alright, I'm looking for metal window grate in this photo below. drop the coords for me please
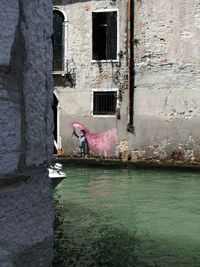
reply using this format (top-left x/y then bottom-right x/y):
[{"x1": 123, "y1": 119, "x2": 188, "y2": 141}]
[{"x1": 93, "y1": 91, "x2": 117, "y2": 115}]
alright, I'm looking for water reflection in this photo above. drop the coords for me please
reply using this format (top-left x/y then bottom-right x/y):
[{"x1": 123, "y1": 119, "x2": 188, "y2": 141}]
[{"x1": 53, "y1": 166, "x2": 200, "y2": 267}]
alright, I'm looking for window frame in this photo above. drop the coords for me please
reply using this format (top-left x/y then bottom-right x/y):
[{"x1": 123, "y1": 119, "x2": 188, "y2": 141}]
[
  {"x1": 91, "y1": 88, "x2": 119, "y2": 117},
  {"x1": 91, "y1": 9, "x2": 119, "y2": 63},
  {"x1": 52, "y1": 7, "x2": 68, "y2": 74}
]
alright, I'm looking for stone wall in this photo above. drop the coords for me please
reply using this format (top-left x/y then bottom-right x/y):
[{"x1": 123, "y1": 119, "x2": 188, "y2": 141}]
[
  {"x1": 54, "y1": 0, "x2": 200, "y2": 164},
  {"x1": 133, "y1": 0, "x2": 200, "y2": 162},
  {"x1": 0, "y1": 0, "x2": 53, "y2": 266},
  {"x1": 53, "y1": 0, "x2": 129, "y2": 156}
]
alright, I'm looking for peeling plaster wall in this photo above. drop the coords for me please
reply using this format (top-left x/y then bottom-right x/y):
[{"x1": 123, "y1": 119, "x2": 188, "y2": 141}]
[
  {"x1": 54, "y1": 0, "x2": 200, "y2": 163},
  {"x1": 133, "y1": 0, "x2": 200, "y2": 162},
  {"x1": 0, "y1": 0, "x2": 53, "y2": 266},
  {"x1": 53, "y1": 0, "x2": 128, "y2": 155}
]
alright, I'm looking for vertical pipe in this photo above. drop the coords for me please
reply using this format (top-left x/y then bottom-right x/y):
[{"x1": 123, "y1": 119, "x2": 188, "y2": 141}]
[
  {"x1": 57, "y1": 103, "x2": 61, "y2": 149},
  {"x1": 127, "y1": 0, "x2": 135, "y2": 133}
]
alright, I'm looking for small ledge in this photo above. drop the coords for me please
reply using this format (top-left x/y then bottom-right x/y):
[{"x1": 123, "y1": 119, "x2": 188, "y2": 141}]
[
  {"x1": 0, "y1": 175, "x2": 29, "y2": 188},
  {"x1": 91, "y1": 59, "x2": 119, "y2": 64},
  {"x1": 54, "y1": 156, "x2": 200, "y2": 172},
  {"x1": 52, "y1": 71, "x2": 68, "y2": 75}
]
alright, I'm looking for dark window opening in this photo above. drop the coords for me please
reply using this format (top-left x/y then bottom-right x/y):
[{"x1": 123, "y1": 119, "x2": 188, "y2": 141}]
[
  {"x1": 53, "y1": 94, "x2": 58, "y2": 154},
  {"x1": 93, "y1": 91, "x2": 117, "y2": 115},
  {"x1": 92, "y1": 11, "x2": 117, "y2": 60},
  {"x1": 53, "y1": 11, "x2": 64, "y2": 71}
]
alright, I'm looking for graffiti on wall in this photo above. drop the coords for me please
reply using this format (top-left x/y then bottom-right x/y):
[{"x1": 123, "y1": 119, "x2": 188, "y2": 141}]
[{"x1": 71, "y1": 122, "x2": 118, "y2": 157}]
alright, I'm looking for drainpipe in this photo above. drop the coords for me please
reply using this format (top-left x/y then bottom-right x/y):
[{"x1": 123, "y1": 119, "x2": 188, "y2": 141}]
[
  {"x1": 57, "y1": 102, "x2": 61, "y2": 150},
  {"x1": 127, "y1": 0, "x2": 135, "y2": 133}
]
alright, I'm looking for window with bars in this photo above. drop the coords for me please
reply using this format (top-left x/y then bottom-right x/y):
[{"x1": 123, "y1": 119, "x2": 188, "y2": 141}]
[
  {"x1": 53, "y1": 10, "x2": 64, "y2": 71},
  {"x1": 92, "y1": 11, "x2": 117, "y2": 60},
  {"x1": 93, "y1": 91, "x2": 117, "y2": 115}
]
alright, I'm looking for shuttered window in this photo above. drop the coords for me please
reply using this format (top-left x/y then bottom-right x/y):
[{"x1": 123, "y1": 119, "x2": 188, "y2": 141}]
[
  {"x1": 92, "y1": 11, "x2": 117, "y2": 60},
  {"x1": 53, "y1": 11, "x2": 64, "y2": 71}
]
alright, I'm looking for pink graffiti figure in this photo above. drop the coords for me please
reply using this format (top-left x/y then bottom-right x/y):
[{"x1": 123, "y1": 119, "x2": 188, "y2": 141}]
[{"x1": 71, "y1": 122, "x2": 118, "y2": 158}]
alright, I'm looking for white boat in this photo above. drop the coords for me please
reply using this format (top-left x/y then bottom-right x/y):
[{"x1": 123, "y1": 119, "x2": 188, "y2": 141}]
[{"x1": 48, "y1": 163, "x2": 66, "y2": 187}]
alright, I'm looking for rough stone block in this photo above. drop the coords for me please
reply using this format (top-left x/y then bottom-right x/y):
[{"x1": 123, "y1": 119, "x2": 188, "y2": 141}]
[
  {"x1": 0, "y1": 171, "x2": 53, "y2": 266},
  {"x1": 0, "y1": 0, "x2": 19, "y2": 65},
  {"x1": 0, "y1": 100, "x2": 21, "y2": 174}
]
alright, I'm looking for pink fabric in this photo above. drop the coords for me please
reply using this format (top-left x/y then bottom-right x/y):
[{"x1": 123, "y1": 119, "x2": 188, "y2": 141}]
[
  {"x1": 71, "y1": 122, "x2": 89, "y2": 133},
  {"x1": 71, "y1": 122, "x2": 118, "y2": 157}
]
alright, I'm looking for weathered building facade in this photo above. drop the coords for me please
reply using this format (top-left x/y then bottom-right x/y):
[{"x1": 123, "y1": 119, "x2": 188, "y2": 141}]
[
  {"x1": 0, "y1": 0, "x2": 53, "y2": 266},
  {"x1": 53, "y1": 0, "x2": 200, "y2": 163}
]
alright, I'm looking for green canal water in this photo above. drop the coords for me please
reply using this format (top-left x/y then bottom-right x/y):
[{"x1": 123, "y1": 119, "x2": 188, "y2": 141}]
[{"x1": 53, "y1": 165, "x2": 200, "y2": 267}]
